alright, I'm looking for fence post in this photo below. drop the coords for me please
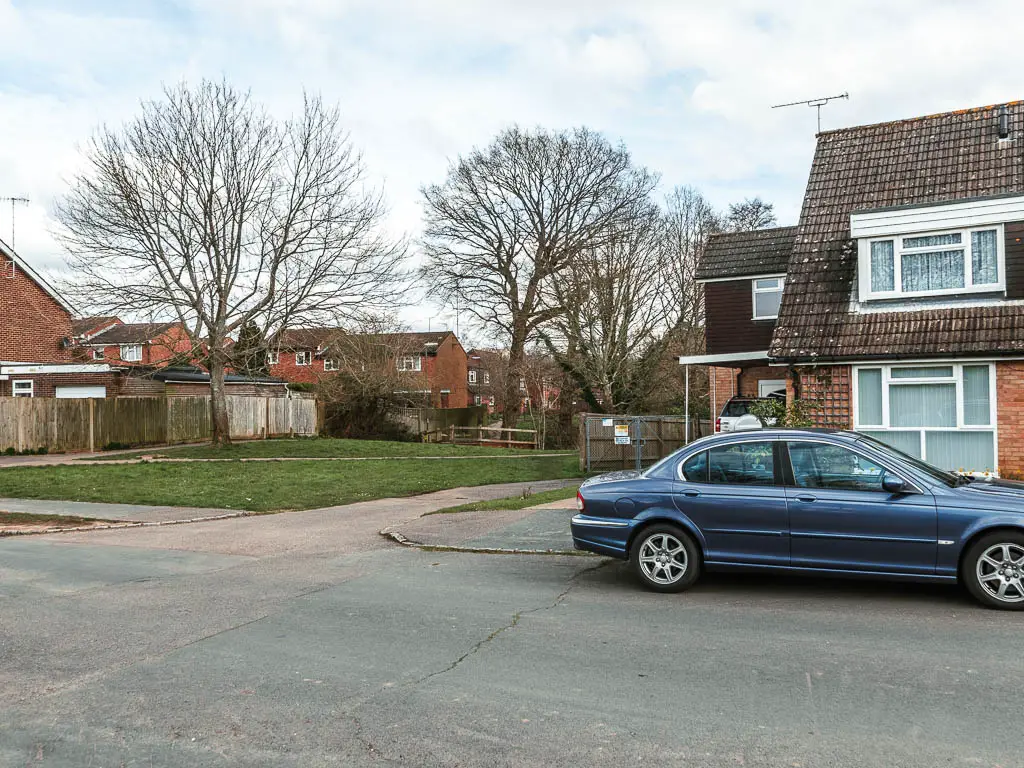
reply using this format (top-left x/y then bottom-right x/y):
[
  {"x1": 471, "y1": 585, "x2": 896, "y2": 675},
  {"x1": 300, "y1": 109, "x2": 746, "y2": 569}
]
[{"x1": 88, "y1": 398, "x2": 95, "y2": 453}]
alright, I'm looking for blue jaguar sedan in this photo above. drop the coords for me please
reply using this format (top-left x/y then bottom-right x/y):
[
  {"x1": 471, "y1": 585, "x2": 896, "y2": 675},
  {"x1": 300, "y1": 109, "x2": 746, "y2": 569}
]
[{"x1": 571, "y1": 429, "x2": 1024, "y2": 609}]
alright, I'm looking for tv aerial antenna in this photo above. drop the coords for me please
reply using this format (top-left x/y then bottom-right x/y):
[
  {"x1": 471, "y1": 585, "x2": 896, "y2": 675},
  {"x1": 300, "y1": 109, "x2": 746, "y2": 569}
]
[
  {"x1": 772, "y1": 92, "x2": 849, "y2": 133},
  {"x1": 0, "y1": 196, "x2": 29, "y2": 248}
]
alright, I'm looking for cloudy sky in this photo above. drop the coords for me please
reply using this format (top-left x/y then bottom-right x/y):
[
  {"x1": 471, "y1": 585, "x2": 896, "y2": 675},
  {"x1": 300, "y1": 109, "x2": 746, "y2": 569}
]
[{"x1": 2, "y1": 0, "x2": 1023, "y2": 333}]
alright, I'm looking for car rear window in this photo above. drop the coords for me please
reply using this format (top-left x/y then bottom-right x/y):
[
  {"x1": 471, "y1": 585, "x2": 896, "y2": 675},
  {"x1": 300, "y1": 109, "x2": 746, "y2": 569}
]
[{"x1": 721, "y1": 401, "x2": 750, "y2": 417}]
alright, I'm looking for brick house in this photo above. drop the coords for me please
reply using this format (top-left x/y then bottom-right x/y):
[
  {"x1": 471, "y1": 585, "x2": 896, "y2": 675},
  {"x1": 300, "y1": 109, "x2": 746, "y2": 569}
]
[
  {"x1": 77, "y1": 322, "x2": 195, "y2": 367},
  {"x1": 272, "y1": 329, "x2": 471, "y2": 408},
  {"x1": 0, "y1": 238, "x2": 115, "y2": 398},
  {"x1": 684, "y1": 101, "x2": 1024, "y2": 476},
  {"x1": 467, "y1": 348, "x2": 498, "y2": 409}
]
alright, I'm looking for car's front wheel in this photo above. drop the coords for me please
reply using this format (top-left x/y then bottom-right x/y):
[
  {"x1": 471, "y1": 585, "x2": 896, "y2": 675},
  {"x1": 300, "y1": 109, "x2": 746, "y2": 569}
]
[
  {"x1": 630, "y1": 524, "x2": 701, "y2": 593},
  {"x1": 963, "y1": 532, "x2": 1024, "y2": 610}
]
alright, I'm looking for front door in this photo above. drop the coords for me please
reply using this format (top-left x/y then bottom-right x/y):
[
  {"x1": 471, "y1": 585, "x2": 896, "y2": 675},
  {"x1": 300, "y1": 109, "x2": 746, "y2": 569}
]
[
  {"x1": 673, "y1": 439, "x2": 790, "y2": 566},
  {"x1": 784, "y1": 440, "x2": 937, "y2": 574}
]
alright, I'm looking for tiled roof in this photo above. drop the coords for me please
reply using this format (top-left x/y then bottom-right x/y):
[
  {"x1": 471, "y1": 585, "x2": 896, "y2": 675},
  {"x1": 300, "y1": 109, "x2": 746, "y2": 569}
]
[
  {"x1": 277, "y1": 328, "x2": 454, "y2": 354},
  {"x1": 771, "y1": 101, "x2": 1024, "y2": 360},
  {"x1": 89, "y1": 322, "x2": 177, "y2": 345},
  {"x1": 696, "y1": 226, "x2": 797, "y2": 281},
  {"x1": 72, "y1": 316, "x2": 120, "y2": 338}
]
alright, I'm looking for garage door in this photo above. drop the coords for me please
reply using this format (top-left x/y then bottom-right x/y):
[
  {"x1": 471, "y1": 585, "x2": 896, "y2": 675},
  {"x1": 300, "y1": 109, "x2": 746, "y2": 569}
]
[{"x1": 55, "y1": 386, "x2": 107, "y2": 399}]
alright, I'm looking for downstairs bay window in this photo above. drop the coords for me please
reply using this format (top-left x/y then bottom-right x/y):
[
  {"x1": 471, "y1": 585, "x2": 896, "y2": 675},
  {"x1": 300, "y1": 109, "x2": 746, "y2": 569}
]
[
  {"x1": 854, "y1": 363, "x2": 996, "y2": 473},
  {"x1": 859, "y1": 226, "x2": 1004, "y2": 300}
]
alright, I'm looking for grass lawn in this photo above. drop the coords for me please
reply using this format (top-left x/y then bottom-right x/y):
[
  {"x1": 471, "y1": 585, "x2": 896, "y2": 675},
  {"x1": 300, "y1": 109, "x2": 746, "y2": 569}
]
[
  {"x1": 85, "y1": 437, "x2": 571, "y2": 461},
  {"x1": 426, "y1": 484, "x2": 581, "y2": 515},
  {"x1": 0, "y1": 455, "x2": 583, "y2": 512}
]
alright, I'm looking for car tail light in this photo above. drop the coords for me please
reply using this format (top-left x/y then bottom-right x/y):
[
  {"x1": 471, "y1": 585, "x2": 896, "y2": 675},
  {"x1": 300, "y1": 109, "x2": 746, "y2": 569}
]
[
  {"x1": 715, "y1": 417, "x2": 721, "y2": 433},
  {"x1": 576, "y1": 492, "x2": 585, "y2": 512}
]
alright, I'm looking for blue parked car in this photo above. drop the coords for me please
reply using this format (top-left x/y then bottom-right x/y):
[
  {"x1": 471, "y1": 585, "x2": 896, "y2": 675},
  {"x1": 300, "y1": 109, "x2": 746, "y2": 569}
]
[{"x1": 571, "y1": 429, "x2": 1024, "y2": 609}]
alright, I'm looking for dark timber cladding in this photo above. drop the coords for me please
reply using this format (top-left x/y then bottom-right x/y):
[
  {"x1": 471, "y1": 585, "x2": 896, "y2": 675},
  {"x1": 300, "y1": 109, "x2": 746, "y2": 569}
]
[
  {"x1": 704, "y1": 280, "x2": 775, "y2": 355},
  {"x1": 1005, "y1": 222, "x2": 1024, "y2": 300},
  {"x1": 771, "y1": 102, "x2": 1024, "y2": 360}
]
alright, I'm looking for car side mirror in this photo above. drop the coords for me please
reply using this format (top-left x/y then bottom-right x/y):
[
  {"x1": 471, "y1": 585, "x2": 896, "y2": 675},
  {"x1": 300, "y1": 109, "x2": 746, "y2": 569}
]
[{"x1": 882, "y1": 474, "x2": 908, "y2": 494}]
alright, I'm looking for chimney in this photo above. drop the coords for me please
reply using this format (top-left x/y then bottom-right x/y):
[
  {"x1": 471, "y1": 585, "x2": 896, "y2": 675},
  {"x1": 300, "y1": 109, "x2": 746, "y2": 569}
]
[{"x1": 998, "y1": 104, "x2": 1010, "y2": 140}]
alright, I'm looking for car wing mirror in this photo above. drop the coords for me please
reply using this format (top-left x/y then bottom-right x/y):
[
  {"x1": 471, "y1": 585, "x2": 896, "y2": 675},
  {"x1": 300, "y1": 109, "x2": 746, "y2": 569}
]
[{"x1": 882, "y1": 474, "x2": 908, "y2": 494}]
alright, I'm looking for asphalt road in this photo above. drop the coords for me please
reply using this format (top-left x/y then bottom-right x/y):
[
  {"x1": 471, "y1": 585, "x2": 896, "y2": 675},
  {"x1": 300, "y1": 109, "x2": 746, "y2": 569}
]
[{"x1": 1, "y1": 493, "x2": 1021, "y2": 767}]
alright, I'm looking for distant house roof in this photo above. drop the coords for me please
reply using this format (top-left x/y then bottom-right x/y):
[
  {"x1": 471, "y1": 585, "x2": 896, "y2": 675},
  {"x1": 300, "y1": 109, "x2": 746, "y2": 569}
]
[
  {"x1": 88, "y1": 322, "x2": 178, "y2": 346},
  {"x1": 276, "y1": 328, "x2": 455, "y2": 355},
  {"x1": 0, "y1": 237, "x2": 76, "y2": 314},
  {"x1": 149, "y1": 366, "x2": 284, "y2": 385},
  {"x1": 771, "y1": 101, "x2": 1024, "y2": 361},
  {"x1": 72, "y1": 316, "x2": 121, "y2": 339},
  {"x1": 696, "y1": 226, "x2": 797, "y2": 281}
]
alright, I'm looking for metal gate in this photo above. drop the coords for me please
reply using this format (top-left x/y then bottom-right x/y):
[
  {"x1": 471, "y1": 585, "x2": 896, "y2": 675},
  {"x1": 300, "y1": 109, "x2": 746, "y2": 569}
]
[{"x1": 581, "y1": 414, "x2": 710, "y2": 472}]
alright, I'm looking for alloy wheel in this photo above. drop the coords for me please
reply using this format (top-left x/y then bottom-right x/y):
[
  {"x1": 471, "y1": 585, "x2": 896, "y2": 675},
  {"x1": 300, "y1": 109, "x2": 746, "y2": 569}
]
[
  {"x1": 638, "y1": 532, "x2": 688, "y2": 585},
  {"x1": 976, "y1": 543, "x2": 1024, "y2": 604}
]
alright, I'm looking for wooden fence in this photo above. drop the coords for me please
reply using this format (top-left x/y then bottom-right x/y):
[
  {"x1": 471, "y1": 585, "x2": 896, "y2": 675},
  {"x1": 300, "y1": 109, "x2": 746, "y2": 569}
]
[
  {"x1": 0, "y1": 396, "x2": 319, "y2": 453},
  {"x1": 580, "y1": 413, "x2": 713, "y2": 472}
]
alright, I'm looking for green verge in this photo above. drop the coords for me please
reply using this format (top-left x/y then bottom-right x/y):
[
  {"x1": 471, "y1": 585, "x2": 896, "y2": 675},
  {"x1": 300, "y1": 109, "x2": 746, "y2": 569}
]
[
  {"x1": 84, "y1": 438, "x2": 569, "y2": 461},
  {"x1": 0, "y1": 455, "x2": 583, "y2": 513},
  {"x1": 425, "y1": 484, "x2": 581, "y2": 516}
]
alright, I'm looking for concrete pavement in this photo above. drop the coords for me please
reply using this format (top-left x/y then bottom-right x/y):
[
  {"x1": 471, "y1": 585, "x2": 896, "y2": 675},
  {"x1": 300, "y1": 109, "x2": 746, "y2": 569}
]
[{"x1": 2, "y1": 480, "x2": 1022, "y2": 767}]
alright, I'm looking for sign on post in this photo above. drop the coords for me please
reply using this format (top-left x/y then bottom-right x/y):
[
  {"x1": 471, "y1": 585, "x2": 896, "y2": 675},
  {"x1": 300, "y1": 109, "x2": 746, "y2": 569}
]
[{"x1": 614, "y1": 423, "x2": 631, "y2": 445}]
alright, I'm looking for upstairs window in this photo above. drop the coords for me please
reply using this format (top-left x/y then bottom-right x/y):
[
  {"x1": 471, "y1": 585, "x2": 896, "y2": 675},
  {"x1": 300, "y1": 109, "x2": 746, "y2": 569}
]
[
  {"x1": 861, "y1": 226, "x2": 1003, "y2": 300},
  {"x1": 324, "y1": 359, "x2": 339, "y2": 372},
  {"x1": 295, "y1": 351, "x2": 312, "y2": 366},
  {"x1": 120, "y1": 344, "x2": 142, "y2": 362},
  {"x1": 92, "y1": 348, "x2": 105, "y2": 360},
  {"x1": 267, "y1": 351, "x2": 279, "y2": 365},
  {"x1": 397, "y1": 355, "x2": 422, "y2": 372},
  {"x1": 752, "y1": 277, "x2": 784, "y2": 320},
  {"x1": 468, "y1": 369, "x2": 477, "y2": 384},
  {"x1": 483, "y1": 371, "x2": 490, "y2": 385}
]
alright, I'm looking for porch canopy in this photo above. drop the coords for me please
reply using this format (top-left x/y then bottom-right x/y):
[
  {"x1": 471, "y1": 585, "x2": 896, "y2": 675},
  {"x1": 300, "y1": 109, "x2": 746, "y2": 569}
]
[{"x1": 676, "y1": 350, "x2": 773, "y2": 442}]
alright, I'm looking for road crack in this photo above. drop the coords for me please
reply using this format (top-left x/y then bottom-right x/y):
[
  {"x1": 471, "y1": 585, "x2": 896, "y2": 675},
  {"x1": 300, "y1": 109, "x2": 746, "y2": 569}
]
[{"x1": 405, "y1": 559, "x2": 610, "y2": 688}]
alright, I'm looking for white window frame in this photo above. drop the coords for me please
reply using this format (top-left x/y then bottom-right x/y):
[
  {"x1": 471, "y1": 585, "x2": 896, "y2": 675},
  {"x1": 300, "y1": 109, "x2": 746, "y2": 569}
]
[
  {"x1": 858, "y1": 225, "x2": 1005, "y2": 301},
  {"x1": 324, "y1": 358, "x2": 339, "y2": 372},
  {"x1": 468, "y1": 369, "x2": 477, "y2": 384},
  {"x1": 758, "y1": 379, "x2": 787, "y2": 398},
  {"x1": 295, "y1": 350, "x2": 312, "y2": 366},
  {"x1": 483, "y1": 371, "x2": 490, "y2": 385},
  {"x1": 92, "y1": 348, "x2": 105, "y2": 360},
  {"x1": 267, "y1": 351, "x2": 279, "y2": 365},
  {"x1": 852, "y1": 362, "x2": 998, "y2": 472},
  {"x1": 751, "y1": 276, "x2": 785, "y2": 320},
  {"x1": 12, "y1": 380, "x2": 33, "y2": 398},
  {"x1": 397, "y1": 355, "x2": 422, "y2": 372},
  {"x1": 120, "y1": 344, "x2": 142, "y2": 362},
  {"x1": 474, "y1": 394, "x2": 482, "y2": 405}
]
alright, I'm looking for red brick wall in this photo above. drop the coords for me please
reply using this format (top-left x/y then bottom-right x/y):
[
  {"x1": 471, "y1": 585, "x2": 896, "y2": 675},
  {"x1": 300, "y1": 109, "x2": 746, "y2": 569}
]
[
  {"x1": 0, "y1": 254, "x2": 73, "y2": 363},
  {"x1": 737, "y1": 365, "x2": 786, "y2": 398},
  {"x1": 0, "y1": 372, "x2": 121, "y2": 398},
  {"x1": 92, "y1": 325, "x2": 195, "y2": 366},
  {"x1": 997, "y1": 362, "x2": 1024, "y2": 476},
  {"x1": 269, "y1": 350, "x2": 322, "y2": 384},
  {"x1": 428, "y1": 335, "x2": 469, "y2": 407},
  {"x1": 710, "y1": 366, "x2": 738, "y2": 420}
]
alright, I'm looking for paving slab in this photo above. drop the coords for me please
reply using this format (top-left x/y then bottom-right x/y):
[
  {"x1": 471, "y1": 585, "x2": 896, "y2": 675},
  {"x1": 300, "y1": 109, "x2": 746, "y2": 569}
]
[{"x1": 0, "y1": 497, "x2": 244, "y2": 523}]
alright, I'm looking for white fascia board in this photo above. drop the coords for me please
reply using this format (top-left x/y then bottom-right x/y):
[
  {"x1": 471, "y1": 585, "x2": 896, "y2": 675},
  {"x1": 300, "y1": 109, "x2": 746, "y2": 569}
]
[
  {"x1": 678, "y1": 350, "x2": 770, "y2": 366},
  {"x1": 697, "y1": 272, "x2": 786, "y2": 284},
  {"x1": 0, "y1": 363, "x2": 112, "y2": 375},
  {"x1": 851, "y1": 195, "x2": 1024, "y2": 238}
]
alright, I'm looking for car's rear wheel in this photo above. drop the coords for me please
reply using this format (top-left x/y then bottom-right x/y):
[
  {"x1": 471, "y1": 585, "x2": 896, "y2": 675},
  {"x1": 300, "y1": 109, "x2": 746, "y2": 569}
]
[
  {"x1": 963, "y1": 532, "x2": 1024, "y2": 610},
  {"x1": 629, "y1": 524, "x2": 701, "y2": 594}
]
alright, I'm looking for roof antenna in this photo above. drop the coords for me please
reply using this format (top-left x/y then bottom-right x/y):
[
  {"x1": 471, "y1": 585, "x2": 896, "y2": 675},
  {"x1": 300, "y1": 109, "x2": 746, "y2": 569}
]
[
  {"x1": 0, "y1": 196, "x2": 29, "y2": 248},
  {"x1": 772, "y1": 92, "x2": 850, "y2": 133}
]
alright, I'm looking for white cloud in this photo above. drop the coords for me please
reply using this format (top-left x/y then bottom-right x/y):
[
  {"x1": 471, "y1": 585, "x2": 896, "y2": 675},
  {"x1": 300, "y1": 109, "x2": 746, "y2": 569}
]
[{"x1": 4, "y1": 0, "x2": 1024, "y2": 330}]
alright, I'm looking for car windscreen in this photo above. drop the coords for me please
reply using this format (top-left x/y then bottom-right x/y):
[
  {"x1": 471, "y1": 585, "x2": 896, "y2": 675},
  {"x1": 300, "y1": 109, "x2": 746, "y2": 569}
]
[
  {"x1": 721, "y1": 401, "x2": 751, "y2": 417},
  {"x1": 854, "y1": 433, "x2": 959, "y2": 488}
]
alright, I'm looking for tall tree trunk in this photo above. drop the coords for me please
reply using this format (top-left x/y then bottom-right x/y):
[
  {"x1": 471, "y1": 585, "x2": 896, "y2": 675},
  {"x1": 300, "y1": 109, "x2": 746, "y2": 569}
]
[
  {"x1": 209, "y1": 352, "x2": 231, "y2": 446},
  {"x1": 501, "y1": 331, "x2": 526, "y2": 428}
]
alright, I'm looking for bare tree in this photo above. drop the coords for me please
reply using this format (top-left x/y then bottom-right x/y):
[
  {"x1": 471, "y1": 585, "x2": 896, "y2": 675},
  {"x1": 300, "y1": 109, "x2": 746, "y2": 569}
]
[
  {"x1": 420, "y1": 126, "x2": 657, "y2": 427},
  {"x1": 663, "y1": 185, "x2": 723, "y2": 355},
  {"x1": 55, "y1": 80, "x2": 406, "y2": 444},
  {"x1": 726, "y1": 196, "x2": 777, "y2": 232}
]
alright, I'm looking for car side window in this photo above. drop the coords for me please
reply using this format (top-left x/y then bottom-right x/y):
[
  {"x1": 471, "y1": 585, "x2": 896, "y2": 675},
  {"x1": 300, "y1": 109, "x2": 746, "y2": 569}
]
[
  {"x1": 680, "y1": 451, "x2": 708, "y2": 483},
  {"x1": 787, "y1": 442, "x2": 886, "y2": 492},
  {"x1": 707, "y1": 441, "x2": 775, "y2": 486}
]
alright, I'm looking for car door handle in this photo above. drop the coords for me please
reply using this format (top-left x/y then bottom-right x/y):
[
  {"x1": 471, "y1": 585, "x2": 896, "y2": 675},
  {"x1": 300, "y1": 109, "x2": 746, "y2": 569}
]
[
  {"x1": 681, "y1": 490, "x2": 701, "y2": 498},
  {"x1": 796, "y1": 494, "x2": 817, "y2": 503}
]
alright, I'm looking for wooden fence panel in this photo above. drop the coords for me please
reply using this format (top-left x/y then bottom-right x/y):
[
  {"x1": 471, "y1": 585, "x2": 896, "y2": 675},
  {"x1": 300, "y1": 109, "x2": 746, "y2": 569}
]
[
  {"x1": 167, "y1": 397, "x2": 211, "y2": 443},
  {"x1": 0, "y1": 395, "x2": 317, "y2": 452}
]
